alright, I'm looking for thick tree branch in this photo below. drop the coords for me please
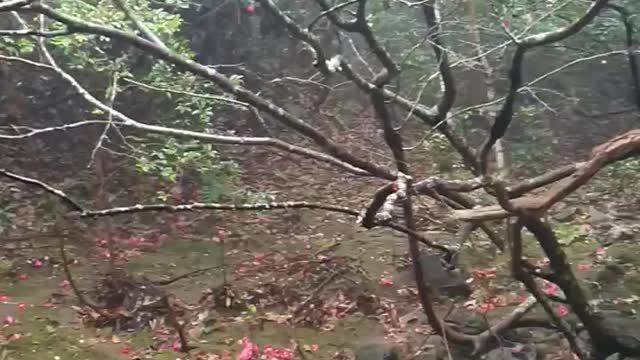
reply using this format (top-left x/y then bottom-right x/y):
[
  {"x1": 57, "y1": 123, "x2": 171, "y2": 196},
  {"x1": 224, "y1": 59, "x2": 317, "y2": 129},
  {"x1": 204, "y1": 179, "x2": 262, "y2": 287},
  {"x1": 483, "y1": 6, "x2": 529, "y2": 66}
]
[
  {"x1": 456, "y1": 128, "x2": 640, "y2": 221},
  {"x1": 510, "y1": 218, "x2": 585, "y2": 358},
  {"x1": 520, "y1": 216, "x2": 619, "y2": 357},
  {"x1": 420, "y1": 2, "x2": 478, "y2": 173},
  {"x1": 605, "y1": 3, "x2": 640, "y2": 111}
]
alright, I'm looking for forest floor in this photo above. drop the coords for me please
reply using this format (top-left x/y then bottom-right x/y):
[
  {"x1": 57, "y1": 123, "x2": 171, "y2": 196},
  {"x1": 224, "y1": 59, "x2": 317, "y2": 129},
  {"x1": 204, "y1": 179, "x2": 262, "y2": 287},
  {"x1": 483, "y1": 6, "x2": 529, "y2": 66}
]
[{"x1": 2, "y1": 129, "x2": 640, "y2": 359}]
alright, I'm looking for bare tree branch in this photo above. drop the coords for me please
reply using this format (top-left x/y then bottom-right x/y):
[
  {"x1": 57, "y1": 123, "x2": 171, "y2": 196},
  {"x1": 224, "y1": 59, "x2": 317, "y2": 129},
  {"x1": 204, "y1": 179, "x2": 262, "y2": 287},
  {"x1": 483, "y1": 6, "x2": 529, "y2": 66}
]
[
  {"x1": 0, "y1": 55, "x2": 372, "y2": 177},
  {"x1": 14, "y1": 2, "x2": 394, "y2": 179},
  {"x1": 112, "y1": 0, "x2": 168, "y2": 51},
  {"x1": 477, "y1": 0, "x2": 610, "y2": 174},
  {"x1": 0, "y1": 169, "x2": 83, "y2": 211},
  {"x1": 308, "y1": 0, "x2": 358, "y2": 30},
  {"x1": 0, "y1": 0, "x2": 32, "y2": 11},
  {"x1": 0, "y1": 28, "x2": 70, "y2": 36}
]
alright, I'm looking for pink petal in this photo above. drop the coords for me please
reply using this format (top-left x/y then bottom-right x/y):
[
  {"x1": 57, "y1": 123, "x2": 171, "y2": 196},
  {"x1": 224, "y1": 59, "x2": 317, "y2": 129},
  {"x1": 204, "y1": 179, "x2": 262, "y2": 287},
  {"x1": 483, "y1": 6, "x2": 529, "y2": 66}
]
[
  {"x1": 556, "y1": 305, "x2": 569, "y2": 317},
  {"x1": 576, "y1": 263, "x2": 591, "y2": 271},
  {"x1": 3, "y1": 315, "x2": 16, "y2": 325}
]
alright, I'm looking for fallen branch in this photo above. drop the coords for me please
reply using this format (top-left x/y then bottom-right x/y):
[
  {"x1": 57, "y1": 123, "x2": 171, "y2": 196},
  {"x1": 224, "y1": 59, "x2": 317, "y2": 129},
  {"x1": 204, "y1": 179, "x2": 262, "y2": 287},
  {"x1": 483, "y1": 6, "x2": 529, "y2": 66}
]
[
  {"x1": 57, "y1": 230, "x2": 108, "y2": 316},
  {"x1": 151, "y1": 265, "x2": 224, "y2": 286},
  {"x1": 292, "y1": 269, "x2": 345, "y2": 318},
  {"x1": 1, "y1": 168, "x2": 451, "y2": 253}
]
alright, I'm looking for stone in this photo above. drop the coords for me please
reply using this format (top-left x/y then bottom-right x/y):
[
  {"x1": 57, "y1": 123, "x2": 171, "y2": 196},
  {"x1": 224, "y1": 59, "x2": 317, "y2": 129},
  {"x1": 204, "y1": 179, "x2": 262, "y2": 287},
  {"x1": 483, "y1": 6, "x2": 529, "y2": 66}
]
[
  {"x1": 354, "y1": 342, "x2": 400, "y2": 360},
  {"x1": 446, "y1": 309, "x2": 487, "y2": 334},
  {"x1": 596, "y1": 263, "x2": 626, "y2": 285},
  {"x1": 399, "y1": 254, "x2": 472, "y2": 300},
  {"x1": 553, "y1": 207, "x2": 577, "y2": 222},
  {"x1": 485, "y1": 341, "x2": 536, "y2": 360},
  {"x1": 589, "y1": 206, "x2": 611, "y2": 227},
  {"x1": 607, "y1": 226, "x2": 635, "y2": 243}
]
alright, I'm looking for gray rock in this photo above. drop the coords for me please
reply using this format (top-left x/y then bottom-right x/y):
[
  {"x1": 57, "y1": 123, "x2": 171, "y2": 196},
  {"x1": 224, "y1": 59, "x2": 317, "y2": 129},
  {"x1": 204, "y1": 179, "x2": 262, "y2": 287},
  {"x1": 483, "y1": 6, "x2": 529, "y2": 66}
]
[
  {"x1": 355, "y1": 342, "x2": 400, "y2": 360},
  {"x1": 553, "y1": 207, "x2": 577, "y2": 222},
  {"x1": 590, "y1": 206, "x2": 611, "y2": 226},
  {"x1": 446, "y1": 310, "x2": 488, "y2": 334},
  {"x1": 400, "y1": 254, "x2": 472, "y2": 300},
  {"x1": 596, "y1": 263, "x2": 626, "y2": 285},
  {"x1": 607, "y1": 226, "x2": 635, "y2": 243},
  {"x1": 485, "y1": 342, "x2": 536, "y2": 360}
]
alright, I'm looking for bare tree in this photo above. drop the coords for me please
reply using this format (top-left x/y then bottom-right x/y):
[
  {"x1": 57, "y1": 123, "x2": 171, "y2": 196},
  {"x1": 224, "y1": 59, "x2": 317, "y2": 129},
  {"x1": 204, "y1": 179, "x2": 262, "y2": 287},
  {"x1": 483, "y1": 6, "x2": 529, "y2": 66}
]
[{"x1": 2, "y1": 0, "x2": 640, "y2": 358}]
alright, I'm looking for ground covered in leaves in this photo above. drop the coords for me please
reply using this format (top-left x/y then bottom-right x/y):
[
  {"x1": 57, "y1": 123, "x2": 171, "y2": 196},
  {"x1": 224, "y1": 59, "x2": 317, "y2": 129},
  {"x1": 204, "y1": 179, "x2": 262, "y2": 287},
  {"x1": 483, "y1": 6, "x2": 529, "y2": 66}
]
[{"x1": 2, "y1": 141, "x2": 640, "y2": 360}]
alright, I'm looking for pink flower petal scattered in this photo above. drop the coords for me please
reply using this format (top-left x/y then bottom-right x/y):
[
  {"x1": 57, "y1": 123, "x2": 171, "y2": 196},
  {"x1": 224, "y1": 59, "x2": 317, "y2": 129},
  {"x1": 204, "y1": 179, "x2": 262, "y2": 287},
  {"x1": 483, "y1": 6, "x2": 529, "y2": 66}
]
[
  {"x1": 3, "y1": 315, "x2": 16, "y2": 326},
  {"x1": 473, "y1": 267, "x2": 497, "y2": 279},
  {"x1": 379, "y1": 278, "x2": 394, "y2": 286},
  {"x1": 172, "y1": 341, "x2": 182, "y2": 352},
  {"x1": 0, "y1": 295, "x2": 10, "y2": 302},
  {"x1": 17, "y1": 303, "x2": 26, "y2": 310},
  {"x1": 7, "y1": 333, "x2": 22, "y2": 342},
  {"x1": 17, "y1": 274, "x2": 28, "y2": 281},
  {"x1": 262, "y1": 346, "x2": 293, "y2": 360},
  {"x1": 576, "y1": 263, "x2": 591, "y2": 271},
  {"x1": 31, "y1": 259, "x2": 43, "y2": 268},
  {"x1": 309, "y1": 344, "x2": 319, "y2": 353},
  {"x1": 237, "y1": 337, "x2": 258, "y2": 360},
  {"x1": 245, "y1": 5, "x2": 256, "y2": 13},
  {"x1": 59, "y1": 280, "x2": 71, "y2": 289},
  {"x1": 543, "y1": 282, "x2": 560, "y2": 296},
  {"x1": 475, "y1": 302, "x2": 495, "y2": 314},
  {"x1": 556, "y1": 305, "x2": 569, "y2": 317}
]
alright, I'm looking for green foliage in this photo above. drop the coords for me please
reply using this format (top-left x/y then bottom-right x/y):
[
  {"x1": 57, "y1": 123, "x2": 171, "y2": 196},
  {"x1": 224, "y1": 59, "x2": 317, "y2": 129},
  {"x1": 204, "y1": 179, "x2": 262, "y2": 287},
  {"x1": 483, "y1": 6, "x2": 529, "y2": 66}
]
[
  {"x1": 0, "y1": 203, "x2": 17, "y2": 235},
  {"x1": 0, "y1": 37, "x2": 35, "y2": 56},
  {"x1": 47, "y1": 0, "x2": 193, "y2": 70},
  {"x1": 134, "y1": 138, "x2": 239, "y2": 202},
  {"x1": 553, "y1": 223, "x2": 590, "y2": 246},
  {"x1": 32, "y1": 0, "x2": 245, "y2": 202},
  {"x1": 593, "y1": 158, "x2": 640, "y2": 197}
]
